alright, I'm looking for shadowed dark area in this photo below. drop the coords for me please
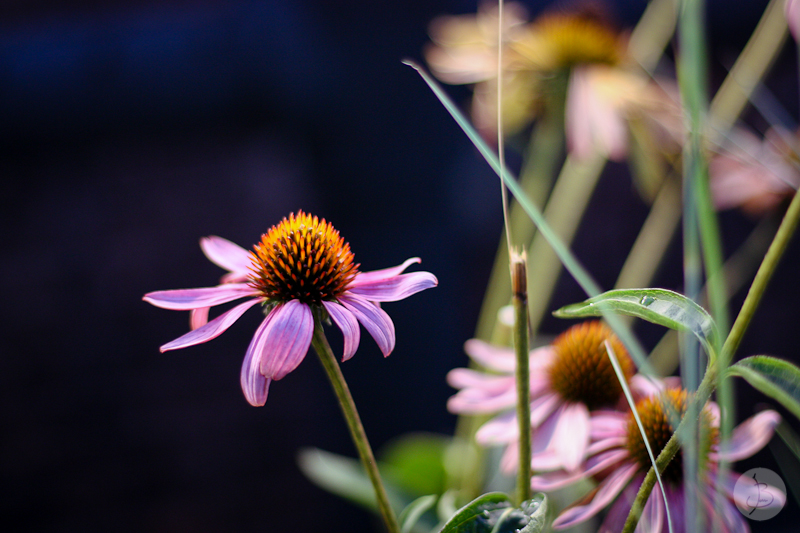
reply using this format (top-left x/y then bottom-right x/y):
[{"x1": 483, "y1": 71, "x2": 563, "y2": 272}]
[{"x1": 2, "y1": 1, "x2": 798, "y2": 532}]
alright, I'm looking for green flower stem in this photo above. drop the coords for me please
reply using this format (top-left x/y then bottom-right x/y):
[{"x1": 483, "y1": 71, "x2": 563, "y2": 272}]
[
  {"x1": 623, "y1": 185, "x2": 800, "y2": 532},
  {"x1": 511, "y1": 253, "x2": 531, "y2": 505},
  {"x1": 720, "y1": 186, "x2": 800, "y2": 366},
  {"x1": 311, "y1": 318, "x2": 400, "y2": 533}
]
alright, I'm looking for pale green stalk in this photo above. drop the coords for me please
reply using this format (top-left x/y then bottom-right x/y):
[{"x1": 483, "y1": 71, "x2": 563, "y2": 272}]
[
  {"x1": 311, "y1": 317, "x2": 400, "y2": 533},
  {"x1": 511, "y1": 253, "x2": 531, "y2": 505},
  {"x1": 475, "y1": 104, "x2": 566, "y2": 343}
]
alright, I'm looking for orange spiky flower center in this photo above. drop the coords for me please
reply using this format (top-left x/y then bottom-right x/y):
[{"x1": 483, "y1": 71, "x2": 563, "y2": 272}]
[
  {"x1": 513, "y1": 12, "x2": 622, "y2": 72},
  {"x1": 547, "y1": 321, "x2": 634, "y2": 409},
  {"x1": 625, "y1": 388, "x2": 718, "y2": 485},
  {"x1": 248, "y1": 211, "x2": 360, "y2": 305}
]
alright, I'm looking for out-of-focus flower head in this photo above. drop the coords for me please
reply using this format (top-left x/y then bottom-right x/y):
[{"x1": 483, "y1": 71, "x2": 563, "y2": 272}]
[
  {"x1": 424, "y1": 1, "x2": 681, "y2": 162},
  {"x1": 447, "y1": 321, "x2": 635, "y2": 474},
  {"x1": 143, "y1": 211, "x2": 437, "y2": 406},
  {"x1": 710, "y1": 126, "x2": 800, "y2": 216},
  {"x1": 532, "y1": 382, "x2": 782, "y2": 532},
  {"x1": 424, "y1": 2, "x2": 538, "y2": 138}
]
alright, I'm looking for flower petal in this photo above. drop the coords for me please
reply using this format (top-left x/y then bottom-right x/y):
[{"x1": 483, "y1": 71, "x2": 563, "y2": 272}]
[
  {"x1": 552, "y1": 402, "x2": 591, "y2": 472},
  {"x1": 338, "y1": 294, "x2": 395, "y2": 356},
  {"x1": 532, "y1": 449, "x2": 630, "y2": 491},
  {"x1": 200, "y1": 235, "x2": 253, "y2": 276},
  {"x1": 350, "y1": 258, "x2": 421, "y2": 285},
  {"x1": 323, "y1": 300, "x2": 361, "y2": 362},
  {"x1": 463, "y1": 339, "x2": 516, "y2": 372},
  {"x1": 143, "y1": 284, "x2": 258, "y2": 310},
  {"x1": 552, "y1": 462, "x2": 639, "y2": 529},
  {"x1": 346, "y1": 271, "x2": 438, "y2": 302},
  {"x1": 160, "y1": 299, "x2": 260, "y2": 352},
  {"x1": 241, "y1": 317, "x2": 273, "y2": 406},
  {"x1": 446, "y1": 370, "x2": 517, "y2": 413},
  {"x1": 190, "y1": 307, "x2": 210, "y2": 330},
  {"x1": 258, "y1": 300, "x2": 314, "y2": 380},
  {"x1": 713, "y1": 410, "x2": 780, "y2": 462}
]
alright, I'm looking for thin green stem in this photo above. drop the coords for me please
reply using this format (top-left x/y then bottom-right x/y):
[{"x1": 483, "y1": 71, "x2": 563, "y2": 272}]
[
  {"x1": 511, "y1": 253, "x2": 531, "y2": 505},
  {"x1": 311, "y1": 317, "x2": 400, "y2": 533}
]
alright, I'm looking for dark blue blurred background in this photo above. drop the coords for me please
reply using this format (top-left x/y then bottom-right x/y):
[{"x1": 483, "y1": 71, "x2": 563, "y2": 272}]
[{"x1": 2, "y1": 0, "x2": 798, "y2": 531}]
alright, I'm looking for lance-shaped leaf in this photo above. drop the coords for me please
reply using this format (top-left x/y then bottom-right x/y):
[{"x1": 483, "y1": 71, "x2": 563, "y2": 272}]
[
  {"x1": 554, "y1": 288, "x2": 718, "y2": 356},
  {"x1": 727, "y1": 356, "x2": 800, "y2": 420},
  {"x1": 439, "y1": 492, "x2": 548, "y2": 533}
]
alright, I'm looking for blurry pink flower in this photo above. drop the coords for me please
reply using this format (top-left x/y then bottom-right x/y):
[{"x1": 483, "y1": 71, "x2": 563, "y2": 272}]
[
  {"x1": 710, "y1": 127, "x2": 799, "y2": 216},
  {"x1": 447, "y1": 321, "x2": 634, "y2": 473},
  {"x1": 144, "y1": 211, "x2": 437, "y2": 406},
  {"x1": 533, "y1": 386, "x2": 782, "y2": 532}
]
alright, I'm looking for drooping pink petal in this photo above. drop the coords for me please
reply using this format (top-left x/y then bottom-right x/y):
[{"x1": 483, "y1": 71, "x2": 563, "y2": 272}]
[
  {"x1": 551, "y1": 402, "x2": 591, "y2": 472},
  {"x1": 566, "y1": 65, "x2": 628, "y2": 162},
  {"x1": 337, "y1": 294, "x2": 395, "y2": 356},
  {"x1": 532, "y1": 449, "x2": 631, "y2": 491},
  {"x1": 345, "y1": 271, "x2": 438, "y2": 302},
  {"x1": 350, "y1": 258, "x2": 421, "y2": 285},
  {"x1": 322, "y1": 300, "x2": 361, "y2": 362},
  {"x1": 241, "y1": 316, "x2": 273, "y2": 406},
  {"x1": 719, "y1": 470, "x2": 787, "y2": 514},
  {"x1": 190, "y1": 307, "x2": 210, "y2": 330},
  {"x1": 258, "y1": 300, "x2": 315, "y2": 380},
  {"x1": 586, "y1": 435, "x2": 628, "y2": 456},
  {"x1": 598, "y1": 479, "x2": 641, "y2": 533},
  {"x1": 788, "y1": 0, "x2": 800, "y2": 42},
  {"x1": 143, "y1": 284, "x2": 258, "y2": 310},
  {"x1": 446, "y1": 370, "x2": 517, "y2": 413},
  {"x1": 590, "y1": 410, "x2": 629, "y2": 439},
  {"x1": 463, "y1": 339, "x2": 516, "y2": 372},
  {"x1": 476, "y1": 410, "x2": 518, "y2": 444},
  {"x1": 530, "y1": 391, "x2": 562, "y2": 426},
  {"x1": 552, "y1": 462, "x2": 639, "y2": 529},
  {"x1": 713, "y1": 410, "x2": 780, "y2": 462},
  {"x1": 200, "y1": 235, "x2": 253, "y2": 277},
  {"x1": 638, "y1": 483, "x2": 664, "y2": 533},
  {"x1": 160, "y1": 298, "x2": 261, "y2": 352}
]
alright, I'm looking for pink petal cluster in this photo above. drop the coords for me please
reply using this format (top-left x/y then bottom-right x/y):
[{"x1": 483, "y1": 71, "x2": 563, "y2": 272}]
[
  {"x1": 531, "y1": 379, "x2": 782, "y2": 532},
  {"x1": 144, "y1": 236, "x2": 437, "y2": 406},
  {"x1": 448, "y1": 339, "x2": 636, "y2": 474}
]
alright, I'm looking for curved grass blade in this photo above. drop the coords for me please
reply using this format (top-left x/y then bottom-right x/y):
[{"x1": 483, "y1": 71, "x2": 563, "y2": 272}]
[
  {"x1": 554, "y1": 288, "x2": 718, "y2": 357},
  {"x1": 727, "y1": 356, "x2": 800, "y2": 420},
  {"x1": 400, "y1": 495, "x2": 438, "y2": 533}
]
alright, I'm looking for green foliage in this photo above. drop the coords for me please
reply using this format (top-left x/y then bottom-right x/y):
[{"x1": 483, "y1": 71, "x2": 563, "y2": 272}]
[
  {"x1": 400, "y1": 495, "x2": 439, "y2": 533},
  {"x1": 727, "y1": 355, "x2": 800, "y2": 420},
  {"x1": 438, "y1": 492, "x2": 548, "y2": 533},
  {"x1": 554, "y1": 288, "x2": 718, "y2": 356},
  {"x1": 381, "y1": 433, "x2": 451, "y2": 497}
]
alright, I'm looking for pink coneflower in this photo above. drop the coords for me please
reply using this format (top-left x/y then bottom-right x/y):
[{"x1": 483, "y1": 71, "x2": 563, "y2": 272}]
[
  {"x1": 448, "y1": 321, "x2": 635, "y2": 473},
  {"x1": 709, "y1": 126, "x2": 799, "y2": 216},
  {"x1": 144, "y1": 211, "x2": 437, "y2": 406},
  {"x1": 533, "y1": 386, "x2": 782, "y2": 532}
]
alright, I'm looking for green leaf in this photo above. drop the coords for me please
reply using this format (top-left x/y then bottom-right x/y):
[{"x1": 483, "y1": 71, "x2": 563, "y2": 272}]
[
  {"x1": 381, "y1": 433, "x2": 451, "y2": 497},
  {"x1": 439, "y1": 492, "x2": 548, "y2": 533},
  {"x1": 296, "y1": 447, "x2": 406, "y2": 512},
  {"x1": 727, "y1": 356, "x2": 800, "y2": 420},
  {"x1": 553, "y1": 288, "x2": 718, "y2": 355},
  {"x1": 400, "y1": 495, "x2": 438, "y2": 533}
]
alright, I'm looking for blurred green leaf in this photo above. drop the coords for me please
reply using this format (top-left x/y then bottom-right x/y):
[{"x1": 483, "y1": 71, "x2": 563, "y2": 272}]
[
  {"x1": 296, "y1": 447, "x2": 406, "y2": 512},
  {"x1": 727, "y1": 356, "x2": 800, "y2": 420},
  {"x1": 553, "y1": 288, "x2": 718, "y2": 355},
  {"x1": 381, "y1": 433, "x2": 451, "y2": 497},
  {"x1": 400, "y1": 495, "x2": 438, "y2": 533},
  {"x1": 439, "y1": 492, "x2": 548, "y2": 533}
]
